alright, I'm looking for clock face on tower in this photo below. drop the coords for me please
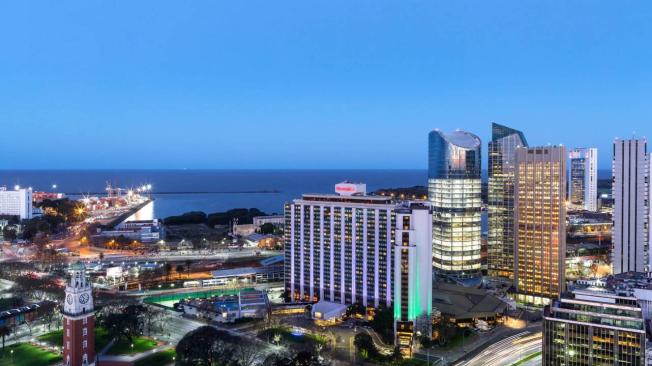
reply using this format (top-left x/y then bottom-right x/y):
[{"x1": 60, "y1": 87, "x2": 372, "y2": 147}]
[
  {"x1": 66, "y1": 294, "x2": 73, "y2": 305},
  {"x1": 79, "y1": 293, "x2": 90, "y2": 304}
]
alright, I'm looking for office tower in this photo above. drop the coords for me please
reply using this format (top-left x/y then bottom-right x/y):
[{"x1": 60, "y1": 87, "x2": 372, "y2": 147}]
[
  {"x1": 284, "y1": 182, "x2": 396, "y2": 307},
  {"x1": 513, "y1": 146, "x2": 566, "y2": 305},
  {"x1": 543, "y1": 288, "x2": 646, "y2": 365},
  {"x1": 428, "y1": 129, "x2": 482, "y2": 286},
  {"x1": 569, "y1": 148, "x2": 598, "y2": 211},
  {"x1": 487, "y1": 122, "x2": 528, "y2": 278},
  {"x1": 612, "y1": 138, "x2": 649, "y2": 274},
  {"x1": 393, "y1": 202, "x2": 433, "y2": 356},
  {"x1": 0, "y1": 186, "x2": 33, "y2": 219}
]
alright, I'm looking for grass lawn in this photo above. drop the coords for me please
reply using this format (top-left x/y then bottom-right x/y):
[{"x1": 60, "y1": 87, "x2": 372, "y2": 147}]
[
  {"x1": 37, "y1": 327, "x2": 111, "y2": 351},
  {"x1": 106, "y1": 336, "x2": 158, "y2": 355},
  {"x1": 397, "y1": 359, "x2": 427, "y2": 366},
  {"x1": 134, "y1": 348, "x2": 176, "y2": 366},
  {"x1": 94, "y1": 327, "x2": 112, "y2": 351},
  {"x1": 0, "y1": 343, "x2": 62, "y2": 366},
  {"x1": 510, "y1": 351, "x2": 542, "y2": 366},
  {"x1": 37, "y1": 329, "x2": 63, "y2": 347}
]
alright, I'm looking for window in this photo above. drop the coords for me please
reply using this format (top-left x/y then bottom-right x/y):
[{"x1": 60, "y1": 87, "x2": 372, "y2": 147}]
[
  {"x1": 83, "y1": 317, "x2": 87, "y2": 325},
  {"x1": 66, "y1": 329, "x2": 70, "y2": 337},
  {"x1": 66, "y1": 341, "x2": 70, "y2": 350},
  {"x1": 83, "y1": 328, "x2": 87, "y2": 336},
  {"x1": 83, "y1": 340, "x2": 87, "y2": 349}
]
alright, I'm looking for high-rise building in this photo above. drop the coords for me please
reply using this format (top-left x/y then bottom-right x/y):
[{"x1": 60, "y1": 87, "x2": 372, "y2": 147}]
[
  {"x1": 487, "y1": 122, "x2": 528, "y2": 278},
  {"x1": 393, "y1": 202, "x2": 433, "y2": 356},
  {"x1": 612, "y1": 138, "x2": 649, "y2": 274},
  {"x1": 569, "y1": 148, "x2": 598, "y2": 211},
  {"x1": 0, "y1": 186, "x2": 33, "y2": 220},
  {"x1": 428, "y1": 129, "x2": 482, "y2": 286},
  {"x1": 513, "y1": 146, "x2": 566, "y2": 305},
  {"x1": 543, "y1": 288, "x2": 646, "y2": 365},
  {"x1": 62, "y1": 262, "x2": 96, "y2": 366},
  {"x1": 284, "y1": 182, "x2": 396, "y2": 307}
]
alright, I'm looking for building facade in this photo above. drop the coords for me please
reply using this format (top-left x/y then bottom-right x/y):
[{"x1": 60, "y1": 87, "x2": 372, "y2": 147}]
[
  {"x1": 543, "y1": 289, "x2": 646, "y2": 365},
  {"x1": 487, "y1": 122, "x2": 528, "y2": 278},
  {"x1": 0, "y1": 187, "x2": 33, "y2": 220},
  {"x1": 513, "y1": 146, "x2": 566, "y2": 305},
  {"x1": 612, "y1": 138, "x2": 649, "y2": 274},
  {"x1": 63, "y1": 262, "x2": 96, "y2": 366},
  {"x1": 428, "y1": 129, "x2": 482, "y2": 286},
  {"x1": 284, "y1": 183, "x2": 396, "y2": 307},
  {"x1": 393, "y1": 202, "x2": 433, "y2": 356},
  {"x1": 569, "y1": 148, "x2": 598, "y2": 211}
]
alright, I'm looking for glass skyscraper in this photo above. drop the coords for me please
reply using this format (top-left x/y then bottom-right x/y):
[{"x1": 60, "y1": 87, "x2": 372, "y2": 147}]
[
  {"x1": 428, "y1": 129, "x2": 482, "y2": 286},
  {"x1": 487, "y1": 122, "x2": 528, "y2": 278},
  {"x1": 569, "y1": 147, "x2": 598, "y2": 211}
]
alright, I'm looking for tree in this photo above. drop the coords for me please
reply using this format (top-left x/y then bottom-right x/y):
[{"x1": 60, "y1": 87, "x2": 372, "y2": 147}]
[
  {"x1": 371, "y1": 305, "x2": 394, "y2": 344},
  {"x1": 262, "y1": 351, "x2": 325, "y2": 366},
  {"x1": 185, "y1": 259, "x2": 192, "y2": 278},
  {"x1": 259, "y1": 223, "x2": 275, "y2": 235},
  {"x1": 233, "y1": 340, "x2": 263, "y2": 366},
  {"x1": 346, "y1": 302, "x2": 366, "y2": 318},
  {"x1": 163, "y1": 211, "x2": 207, "y2": 226},
  {"x1": 176, "y1": 265, "x2": 185, "y2": 279},
  {"x1": 176, "y1": 326, "x2": 236, "y2": 366},
  {"x1": 163, "y1": 263, "x2": 172, "y2": 282},
  {"x1": 0, "y1": 325, "x2": 11, "y2": 350},
  {"x1": 103, "y1": 304, "x2": 147, "y2": 343},
  {"x1": 39, "y1": 301, "x2": 58, "y2": 331},
  {"x1": 354, "y1": 333, "x2": 379, "y2": 360},
  {"x1": 2, "y1": 226, "x2": 17, "y2": 242}
]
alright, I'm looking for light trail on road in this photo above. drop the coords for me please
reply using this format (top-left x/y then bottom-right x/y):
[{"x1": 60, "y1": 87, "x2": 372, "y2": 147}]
[{"x1": 455, "y1": 331, "x2": 542, "y2": 366}]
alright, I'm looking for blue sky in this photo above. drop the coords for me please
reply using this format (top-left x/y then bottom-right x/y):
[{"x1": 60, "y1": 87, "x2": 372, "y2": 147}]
[{"x1": 1, "y1": 1, "x2": 651, "y2": 169}]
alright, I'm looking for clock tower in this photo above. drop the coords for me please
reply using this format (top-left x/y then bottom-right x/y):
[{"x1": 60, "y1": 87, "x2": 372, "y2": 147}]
[{"x1": 62, "y1": 262, "x2": 96, "y2": 366}]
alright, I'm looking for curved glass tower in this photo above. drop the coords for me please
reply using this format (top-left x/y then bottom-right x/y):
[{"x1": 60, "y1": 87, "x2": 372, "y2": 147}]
[{"x1": 428, "y1": 129, "x2": 482, "y2": 286}]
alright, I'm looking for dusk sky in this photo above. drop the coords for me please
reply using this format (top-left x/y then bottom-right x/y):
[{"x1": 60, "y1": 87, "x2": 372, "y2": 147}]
[{"x1": 1, "y1": 1, "x2": 651, "y2": 169}]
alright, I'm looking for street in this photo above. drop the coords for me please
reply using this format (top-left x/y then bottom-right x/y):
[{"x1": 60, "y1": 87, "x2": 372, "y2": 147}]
[{"x1": 454, "y1": 331, "x2": 542, "y2": 366}]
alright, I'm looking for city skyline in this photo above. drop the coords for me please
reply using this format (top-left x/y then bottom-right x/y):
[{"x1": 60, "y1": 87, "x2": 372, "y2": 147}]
[
  {"x1": 1, "y1": 2, "x2": 652, "y2": 169},
  {"x1": 4, "y1": 3, "x2": 652, "y2": 366}
]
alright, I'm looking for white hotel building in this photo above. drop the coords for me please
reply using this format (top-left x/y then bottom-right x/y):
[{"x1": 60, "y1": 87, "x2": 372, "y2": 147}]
[
  {"x1": 0, "y1": 186, "x2": 33, "y2": 220},
  {"x1": 284, "y1": 182, "x2": 432, "y2": 314}
]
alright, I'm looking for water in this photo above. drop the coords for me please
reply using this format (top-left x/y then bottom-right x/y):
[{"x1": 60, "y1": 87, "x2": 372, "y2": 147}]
[{"x1": 0, "y1": 170, "x2": 427, "y2": 218}]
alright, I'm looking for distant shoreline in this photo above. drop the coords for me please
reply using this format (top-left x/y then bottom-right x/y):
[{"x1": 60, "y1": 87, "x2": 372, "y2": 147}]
[{"x1": 65, "y1": 190, "x2": 281, "y2": 195}]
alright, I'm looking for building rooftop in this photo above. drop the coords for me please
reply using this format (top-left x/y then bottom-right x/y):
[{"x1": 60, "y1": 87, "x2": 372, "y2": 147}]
[
  {"x1": 296, "y1": 194, "x2": 394, "y2": 205},
  {"x1": 432, "y1": 283, "x2": 507, "y2": 319},
  {"x1": 211, "y1": 267, "x2": 258, "y2": 278},
  {"x1": 433, "y1": 129, "x2": 482, "y2": 149},
  {"x1": 312, "y1": 300, "x2": 347, "y2": 314}
]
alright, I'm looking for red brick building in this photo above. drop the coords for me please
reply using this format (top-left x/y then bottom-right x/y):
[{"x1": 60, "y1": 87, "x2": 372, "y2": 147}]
[{"x1": 62, "y1": 262, "x2": 96, "y2": 366}]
